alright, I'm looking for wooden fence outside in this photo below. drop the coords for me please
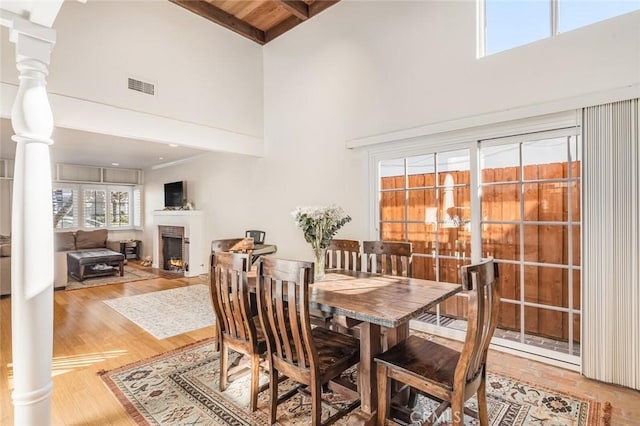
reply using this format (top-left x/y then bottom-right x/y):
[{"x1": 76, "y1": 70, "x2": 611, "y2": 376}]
[{"x1": 380, "y1": 162, "x2": 581, "y2": 343}]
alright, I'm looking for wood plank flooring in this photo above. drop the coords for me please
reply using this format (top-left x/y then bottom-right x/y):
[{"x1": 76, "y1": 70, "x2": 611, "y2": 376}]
[{"x1": 1, "y1": 276, "x2": 639, "y2": 425}]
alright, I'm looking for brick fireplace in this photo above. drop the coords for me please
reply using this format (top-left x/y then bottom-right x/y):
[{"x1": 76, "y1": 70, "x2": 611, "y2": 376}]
[{"x1": 151, "y1": 210, "x2": 205, "y2": 277}]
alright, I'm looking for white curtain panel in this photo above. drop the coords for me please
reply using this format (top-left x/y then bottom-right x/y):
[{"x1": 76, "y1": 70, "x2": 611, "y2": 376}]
[{"x1": 582, "y1": 98, "x2": 639, "y2": 390}]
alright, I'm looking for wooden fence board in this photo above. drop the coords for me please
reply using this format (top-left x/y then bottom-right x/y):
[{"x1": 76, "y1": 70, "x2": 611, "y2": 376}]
[{"x1": 379, "y1": 160, "x2": 581, "y2": 344}]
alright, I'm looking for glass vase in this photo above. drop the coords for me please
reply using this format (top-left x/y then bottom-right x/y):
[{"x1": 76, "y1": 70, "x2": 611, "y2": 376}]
[{"x1": 313, "y1": 247, "x2": 326, "y2": 282}]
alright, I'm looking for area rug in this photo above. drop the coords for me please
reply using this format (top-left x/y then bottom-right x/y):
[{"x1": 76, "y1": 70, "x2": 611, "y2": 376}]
[
  {"x1": 104, "y1": 285, "x2": 215, "y2": 339},
  {"x1": 66, "y1": 265, "x2": 158, "y2": 290},
  {"x1": 100, "y1": 338, "x2": 611, "y2": 426}
]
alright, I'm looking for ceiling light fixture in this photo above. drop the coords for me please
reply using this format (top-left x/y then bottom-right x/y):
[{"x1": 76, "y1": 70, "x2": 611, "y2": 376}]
[
  {"x1": 169, "y1": 144, "x2": 179, "y2": 148},
  {"x1": 111, "y1": 162, "x2": 119, "y2": 166}
]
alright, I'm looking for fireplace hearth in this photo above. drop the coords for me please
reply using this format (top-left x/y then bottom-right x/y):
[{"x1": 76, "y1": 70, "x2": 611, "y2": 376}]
[
  {"x1": 159, "y1": 226, "x2": 188, "y2": 273},
  {"x1": 151, "y1": 210, "x2": 205, "y2": 278}
]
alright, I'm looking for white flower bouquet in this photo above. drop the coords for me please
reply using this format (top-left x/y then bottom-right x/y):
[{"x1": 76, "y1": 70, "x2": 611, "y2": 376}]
[
  {"x1": 292, "y1": 205, "x2": 352, "y2": 251},
  {"x1": 292, "y1": 205, "x2": 351, "y2": 279}
]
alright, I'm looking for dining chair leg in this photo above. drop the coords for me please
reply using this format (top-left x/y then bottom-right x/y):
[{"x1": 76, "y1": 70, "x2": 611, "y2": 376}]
[
  {"x1": 451, "y1": 392, "x2": 464, "y2": 426},
  {"x1": 212, "y1": 323, "x2": 220, "y2": 352},
  {"x1": 219, "y1": 346, "x2": 228, "y2": 391},
  {"x1": 311, "y1": 380, "x2": 322, "y2": 426},
  {"x1": 376, "y1": 363, "x2": 389, "y2": 426},
  {"x1": 249, "y1": 353, "x2": 260, "y2": 412},
  {"x1": 477, "y1": 373, "x2": 489, "y2": 426},
  {"x1": 269, "y1": 367, "x2": 278, "y2": 425}
]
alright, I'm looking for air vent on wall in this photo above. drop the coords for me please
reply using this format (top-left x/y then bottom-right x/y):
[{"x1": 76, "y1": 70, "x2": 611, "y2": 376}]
[{"x1": 128, "y1": 77, "x2": 155, "y2": 95}]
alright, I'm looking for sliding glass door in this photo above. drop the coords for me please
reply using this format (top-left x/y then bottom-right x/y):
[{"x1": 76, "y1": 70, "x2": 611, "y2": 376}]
[
  {"x1": 375, "y1": 128, "x2": 581, "y2": 365},
  {"x1": 480, "y1": 132, "x2": 581, "y2": 359},
  {"x1": 379, "y1": 149, "x2": 473, "y2": 326}
]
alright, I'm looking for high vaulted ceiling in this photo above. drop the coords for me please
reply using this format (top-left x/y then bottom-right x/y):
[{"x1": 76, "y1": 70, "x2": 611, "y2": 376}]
[
  {"x1": 169, "y1": 0, "x2": 340, "y2": 45},
  {"x1": 0, "y1": 1, "x2": 342, "y2": 170}
]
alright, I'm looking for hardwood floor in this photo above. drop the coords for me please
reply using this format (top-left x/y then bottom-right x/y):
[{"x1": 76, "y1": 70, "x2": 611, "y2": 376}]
[{"x1": 1, "y1": 276, "x2": 639, "y2": 425}]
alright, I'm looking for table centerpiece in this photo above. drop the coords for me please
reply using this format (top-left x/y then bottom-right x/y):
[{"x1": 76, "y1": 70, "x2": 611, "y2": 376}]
[{"x1": 292, "y1": 205, "x2": 351, "y2": 281}]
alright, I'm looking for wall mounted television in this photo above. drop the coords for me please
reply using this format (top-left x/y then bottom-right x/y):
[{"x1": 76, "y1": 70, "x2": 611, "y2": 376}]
[{"x1": 164, "y1": 181, "x2": 186, "y2": 209}]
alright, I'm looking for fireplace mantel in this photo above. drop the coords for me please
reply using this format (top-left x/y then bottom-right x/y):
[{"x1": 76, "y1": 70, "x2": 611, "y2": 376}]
[{"x1": 152, "y1": 210, "x2": 206, "y2": 277}]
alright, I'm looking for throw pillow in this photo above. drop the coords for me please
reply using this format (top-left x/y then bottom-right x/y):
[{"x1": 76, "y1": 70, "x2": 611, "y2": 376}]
[{"x1": 75, "y1": 229, "x2": 108, "y2": 249}]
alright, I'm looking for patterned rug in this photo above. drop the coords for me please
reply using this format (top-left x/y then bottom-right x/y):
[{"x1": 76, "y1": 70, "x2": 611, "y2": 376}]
[
  {"x1": 100, "y1": 338, "x2": 611, "y2": 426},
  {"x1": 104, "y1": 285, "x2": 215, "y2": 339},
  {"x1": 66, "y1": 265, "x2": 159, "y2": 290}
]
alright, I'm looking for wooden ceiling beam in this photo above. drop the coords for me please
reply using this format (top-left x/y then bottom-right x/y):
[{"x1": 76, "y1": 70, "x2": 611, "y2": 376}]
[
  {"x1": 169, "y1": 0, "x2": 266, "y2": 45},
  {"x1": 265, "y1": 15, "x2": 301, "y2": 43},
  {"x1": 309, "y1": 0, "x2": 340, "y2": 17},
  {"x1": 277, "y1": 0, "x2": 309, "y2": 21},
  {"x1": 266, "y1": 1, "x2": 341, "y2": 43}
]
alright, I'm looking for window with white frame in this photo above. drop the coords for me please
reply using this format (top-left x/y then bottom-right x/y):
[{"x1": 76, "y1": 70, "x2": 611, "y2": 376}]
[
  {"x1": 52, "y1": 187, "x2": 78, "y2": 229},
  {"x1": 108, "y1": 187, "x2": 130, "y2": 227},
  {"x1": 53, "y1": 184, "x2": 142, "y2": 230},
  {"x1": 481, "y1": 0, "x2": 640, "y2": 56},
  {"x1": 83, "y1": 187, "x2": 107, "y2": 228}
]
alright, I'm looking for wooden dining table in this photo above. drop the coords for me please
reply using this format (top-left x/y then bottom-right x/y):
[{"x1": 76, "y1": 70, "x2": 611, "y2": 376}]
[{"x1": 308, "y1": 270, "x2": 462, "y2": 425}]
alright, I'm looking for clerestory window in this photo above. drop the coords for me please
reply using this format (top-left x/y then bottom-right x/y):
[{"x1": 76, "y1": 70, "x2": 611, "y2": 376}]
[{"x1": 480, "y1": 0, "x2": 640, "y2": 56}]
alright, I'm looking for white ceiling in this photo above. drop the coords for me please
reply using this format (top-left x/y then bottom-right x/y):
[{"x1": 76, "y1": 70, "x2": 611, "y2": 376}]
[{"x1": 0, "y1": 118, "x2": 209, "y2": 170}]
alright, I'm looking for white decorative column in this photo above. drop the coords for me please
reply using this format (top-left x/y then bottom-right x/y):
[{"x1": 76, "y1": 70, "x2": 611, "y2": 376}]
[{"x1": 8, "y1": 18, "x2": 57, "y2": 426}]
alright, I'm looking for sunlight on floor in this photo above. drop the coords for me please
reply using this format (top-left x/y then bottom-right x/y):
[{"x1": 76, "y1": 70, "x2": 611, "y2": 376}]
[{"x1": 6, "y1": 349, "x2": 129, "y2": 387}]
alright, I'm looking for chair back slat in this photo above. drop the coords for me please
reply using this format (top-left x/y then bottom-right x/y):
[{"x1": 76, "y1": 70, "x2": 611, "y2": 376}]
[
  {"x1": 257, "y1": 258, "x2": 317, "y2": 371},
  {"x1": 223, "y1": 268, "x2": 239, "y2": 338},
  {"x1": 325, "y1": 239, "x2": 361, "y2": 270},
  {"x1": 363, "y1": 241, "x2": 412, "y2": 276},
  {"x1": 264, "y1": 276, "x2": 284, "y2": 358},
  {"x1": 209, "y1": 252, "x2": 255, "y2": 344},
  {"x1": 456, "y1": 258, "x2": 501, "y2": 386},
  {"x1": 287, "y1": 279, "x2": 308, "y2": 368}
]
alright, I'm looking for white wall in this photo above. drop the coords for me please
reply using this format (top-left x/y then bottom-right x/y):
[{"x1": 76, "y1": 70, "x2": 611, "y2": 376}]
[
  {"x1": 141, "y1": 2, "x2": 640, "y2": 263},
  {"x1": 142, "y1": 149, "x2": 367, "y2": 261},
  {"x1": 265, "y1": 1, "x2": 639, "y2": 142},
  {"x1": 1, "y1": 0, "x2": 264, "y2": 149}
]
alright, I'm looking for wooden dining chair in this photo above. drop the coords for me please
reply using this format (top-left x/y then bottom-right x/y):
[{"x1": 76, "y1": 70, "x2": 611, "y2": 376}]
[
  {"x1": 374, "y1": 257, "x2": 500, "y2": 426},
  {"x1": 210, "y1": 238, "x2": 256, "y2": 351},
  {"x1": 296, "y1": 239, "x2": 355, "y2": 330},
  {"x1": 324, "y1": 239, "x2": 363, "y2": 333},
  {"x1": 256, "y1": 257, "x2": 361, "y2": 425},
  {"x1": 245, "y1": 230, "x2": 266, "y2": 245},
  {"x1": 325, "y1": 239, "x2": 361, "y2": 271},
  {"x1": 362, "y1": 241, "x2": 412, "y2": 277},
  {"x1": 362, "y1": 241, "x2": 413, "y2": 347},
  {"x1": 211, "y1": 238, "x2": 245, "y2": 253},
  {"x1": 209, "y1": 251, "x2": 267, "y2": 412}
]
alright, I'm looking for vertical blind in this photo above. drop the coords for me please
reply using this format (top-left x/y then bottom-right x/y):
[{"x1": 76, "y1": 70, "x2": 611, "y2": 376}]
[{"x1": 582, "y1": 98, "x2": 639, "y2": 390}]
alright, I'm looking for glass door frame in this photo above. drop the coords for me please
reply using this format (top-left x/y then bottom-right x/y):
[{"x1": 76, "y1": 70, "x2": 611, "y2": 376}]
[{"x1": 368, "y1": 127, "x2": 581, "y2": 370}]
